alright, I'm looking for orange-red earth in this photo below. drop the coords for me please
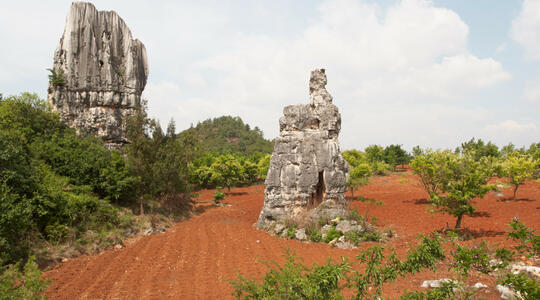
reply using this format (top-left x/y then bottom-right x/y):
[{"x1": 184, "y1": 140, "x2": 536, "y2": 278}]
[{"x1": 44, "y1": 173, "x2": 540, "y2": 299}]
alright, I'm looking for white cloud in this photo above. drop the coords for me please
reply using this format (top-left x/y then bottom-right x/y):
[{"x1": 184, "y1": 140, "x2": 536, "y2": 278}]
[
  {"x1": 511, "y1": 0, "x2": 540, "y2": 60},
  {"x1": 523, "y1": 76, "x2": 540, "y2": 102},
  {"x1": 183, "y1": 0, "x2": 509, "y2": 146},
  {"x1": 485, "y1": 120, "x2": 537, "y2": 132}
]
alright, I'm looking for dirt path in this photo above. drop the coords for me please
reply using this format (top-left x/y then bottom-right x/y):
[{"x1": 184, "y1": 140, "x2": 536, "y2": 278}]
[{"x1": 44, "y1": 174, "x2": 540, "y2": 299}]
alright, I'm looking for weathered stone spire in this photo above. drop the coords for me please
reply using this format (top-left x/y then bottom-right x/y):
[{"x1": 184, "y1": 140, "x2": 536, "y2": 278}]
[
  {"x1": 256, "y1": 69, "x2": 349, "y2": 230},
  {"x1": 48, "y1": 2, "x2": 148, "y2": 148}
]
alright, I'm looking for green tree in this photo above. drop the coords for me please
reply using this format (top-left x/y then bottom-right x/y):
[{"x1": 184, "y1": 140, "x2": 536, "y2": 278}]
[
  {"x1": 256, "y1": 154, "x2": 271, "y2": 180},
  {"x1": 456, "y1": 138, "x2": 499, "y2": 160},
  {"x1": 125, "y1": 100, "x2": 156, "y2": 214},
  {"x1": 210, "y1": 154, "x2": 245, "y2": 192},
  {"x1": 501, "y1": 152, "x2": 538, "y2": 200},
  {"x1": 410, "y1": 149, "x2": 452, "y2": 196},
  {"x1": 383, "y1": 144, "x2": 411, "y2": 169},
  {"x1": 426, "y1": 151, "x2": 494, "y2": 229}
]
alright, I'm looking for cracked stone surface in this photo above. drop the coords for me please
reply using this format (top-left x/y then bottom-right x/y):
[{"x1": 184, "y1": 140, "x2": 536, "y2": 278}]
[
  {"x1": 48, "y1": 2, "x2": 148, "y2": 148},
  {"x1": 256, "y1": 69, "x2": 349, "y2": 230}
]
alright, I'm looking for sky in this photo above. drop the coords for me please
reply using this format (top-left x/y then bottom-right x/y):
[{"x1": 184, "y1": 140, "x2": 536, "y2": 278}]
[{"x1": 1, "y1": 0, "x2": 539, "y2": 151}]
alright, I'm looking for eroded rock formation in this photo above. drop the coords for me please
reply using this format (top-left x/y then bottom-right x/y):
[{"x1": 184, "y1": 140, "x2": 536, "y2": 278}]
[
  {"x1": 256, "y1": 69, "x2": 349, "y2": 230},
  {"x1": 48, "y1": 2, "x2": 148, "y2": 148}
]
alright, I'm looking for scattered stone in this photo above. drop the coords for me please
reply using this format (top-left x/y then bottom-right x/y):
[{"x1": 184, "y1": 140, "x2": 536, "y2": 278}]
[
  {"x1": 273, "y1": 224, "x2": 286, "y2": 235},
  {"x1": 256, "y1": 240, "x2": 260, "y2": 243},
  {"x1": 295, "y1": 228, "x2": 307, "y2": 241},
  {"x1": 114, "y1": 244, "x2": 123, "y2": 250},
  {"x1": 256, "y1": 69, "x2": 349, "y2": 230},
  {"x1": 421, "y1": 279, "x2": 455, "y2": 288},
  {"x1": 320, "y1": 224, "x2": 333, "y2": 235},
  {"x1": 473, "y1": 282, "x2": 487, "y2": 289},
  {"x1": 142, "y1": 228, "x2": 153, "y2": 236},
  {"x1": 496, "y1": 284, "x2": 522, "y2": 300},
  {"x1": 331, "y1": 217, "x2": 341, "y2": 223},
  {"x1": 155, "y1": 226, "x2": 166, "y2": 233},
  {"x1": 510, "y1": 264, "x2": 540, "y2": 280},
  {"x1": 328, "y1": 238, "x2": 339, "y2": 246},
  {"x1": 48, "y1": 2, "x2": 148, "y2": 148},
  {"x1": 61, "y1": 258, "x2": 69, "y2": 263},
  {"x1": 334, "y1": 235, "x2": 356, "y2": 249},
  {"x1": 336, "y1": 220, "x2": 356, "y2": 233}
]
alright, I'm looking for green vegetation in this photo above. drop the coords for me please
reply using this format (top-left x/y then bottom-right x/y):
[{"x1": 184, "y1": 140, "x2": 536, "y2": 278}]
[
  {"x1": 0, "y1": 256, "x2": 49, "y2": 300},
  {"x1": 230, "y1": 234, "x2": 446, "y2": 299},
  {"x1": 213, "y1": 189, "x2": 226, "y2": 204},
  {"x1": 47, "y1": 68, "x2": 65, "y2": 87},
  {"x1": 180, "y1": 116, "x2": 273, "y2": 156},
  {"x1": 189, "y1": 152, "x2": 269, "y2": 190},
  {"x1": 499, "y1": 152, "x2": 538, "y2": 200},
  {"x1": 410, "y1": 149, "x2": 494, "y2": 229}
]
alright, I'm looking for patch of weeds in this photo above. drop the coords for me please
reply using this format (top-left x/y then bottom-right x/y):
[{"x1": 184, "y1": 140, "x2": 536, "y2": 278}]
[
  {"x1": 498, "y1": 272, "x2": 540, "y2": 299},
  {"x1": 0, "y1": 256, "x2": 50, "y2": 299},
  {"x1": 306, "y1": 227, "x2": 322, "y2": 243},
  {"x1": 324, "y1": 227, "x2": 343, "y2": 243},
  {"x1": 507, "y1": 220, "x2": 539, "y2": 257},
  {"x1": 361, "y1": 231, "x2": 382, "y2": 242},
  {"x1": 399, "y1": 176, "x2": 409, "y2": 183},
  {"x1": 213, "y1": 189, "x2": 226, "y2": 204},
  {"x1": 344, "y1": 230, "x2": 361, "y2": 246},
  {"x1": 287, "y1": 226, "x2": 297, "y2": 239},
  {"x1": 451, "y1": 244, "x2": 491, "y2": 278}
]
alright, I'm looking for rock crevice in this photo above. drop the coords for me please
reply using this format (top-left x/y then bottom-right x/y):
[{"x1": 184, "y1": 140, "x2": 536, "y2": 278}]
[
  {"x1": 48, "y1": 2, "x2": 148, "y2": 148},
  {"x1": 256, "y1": 69, "x2": 349, "y2": 229}
]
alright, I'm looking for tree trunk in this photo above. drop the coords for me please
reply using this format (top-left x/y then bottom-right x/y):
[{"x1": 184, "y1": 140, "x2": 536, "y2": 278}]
[
  {"x1": 140, "y1": 197, "x2": 144, "y2": 215},
  {"x1": 227, "y1": 186, "x2": 231, "y2": 193},
  {"x1": 454, "y1": 214, "x2": 463, "y2": 229},
  {"x1": 350, "y1": 187, "x2": 355, "y2": 199},
  {"x1": 513, "y1": 184, "x2": 518, "y2": 201}
]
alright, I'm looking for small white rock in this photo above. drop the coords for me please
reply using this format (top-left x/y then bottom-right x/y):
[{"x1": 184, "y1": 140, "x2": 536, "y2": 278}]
[{"x1": 473, "y1": 282, "x2": 487, "y2": 289}]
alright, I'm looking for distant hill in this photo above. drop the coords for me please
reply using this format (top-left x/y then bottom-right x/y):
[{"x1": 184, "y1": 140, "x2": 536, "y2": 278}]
[{"x1": 180, "y1": 116, "x2": 274, "y2": 155}]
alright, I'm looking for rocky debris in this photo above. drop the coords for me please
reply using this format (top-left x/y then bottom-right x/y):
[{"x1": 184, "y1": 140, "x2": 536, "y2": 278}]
[
  {"x1": 295, "y1": 228, "x2": 307, "y2": 241},
  {"x1": 256, "y1": 69, "x2": 349, "y2": 230},
  {"x1": 321, "y1": 224, "x2": 333, "y2": 235},
  {"x1": 48, "y1": 2, "x2": 148, "y2": 148},
  {"x1": 420, "y1": 279, "x2": 455, "y2": 288},
  {"x1": 496, "y1": 284, "x2": 523, "y2": 300},
  {"x1": 334, "y1": 236, "x2": 355, "y2": 249},
  {"x1": 510, "y1": 264, "x2": 540, "y2": 280},
  {"x1": 273, "y1": 224, "x2": 286, "y2": 235},
  {"x1": 336, "y1": 220, "x2": 359, "y2": 234},
  {"x1": 473, "y1": 282, "x2": 487, "y2": 289}
]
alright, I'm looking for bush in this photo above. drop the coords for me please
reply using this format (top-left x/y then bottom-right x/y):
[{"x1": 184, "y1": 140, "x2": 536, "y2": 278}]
[
  {"x1": 507, "y1": 220, "x2": 540, "y2": 257},
  {"x1": 213, "y1": 190, "x2": 226, "y2": 204},
  {"x1": 324, "y1": 227, "x2": 342, "y2": 243},
  {"x1": 230, "y1": 250, "x2": 349, "y2": 300},
  {"x1": 307, "y1": 228, "x2": 322, "y2": 243},
  {"x1": 498, "y1": 272, "x2": 540, "y2": 300},
  {"x1": 451, "y1": 244, "x2": 491, "y2": 278},
  {"x1": 0, "y1": 256, "x2": 50, "y2": 299}
]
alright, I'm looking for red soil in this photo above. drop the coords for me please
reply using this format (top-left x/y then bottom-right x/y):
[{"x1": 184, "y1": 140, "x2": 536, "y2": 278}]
[{"x1": 44, "y1": 173, "x2": 540, "y2": 299}]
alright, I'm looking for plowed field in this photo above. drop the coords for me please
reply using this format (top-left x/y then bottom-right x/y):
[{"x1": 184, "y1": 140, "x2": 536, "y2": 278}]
[{"x1": 44, "y1": 173, "x2": 540, "y2": 299}]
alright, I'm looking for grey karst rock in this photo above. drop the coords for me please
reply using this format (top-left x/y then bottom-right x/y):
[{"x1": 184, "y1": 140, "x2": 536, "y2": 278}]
[
  {"x1": 256, "y1": 69, "x2": 349, "y2": 230},
  {"x1": 48, "y1": 2, "x2": 148, "y2": 148}
]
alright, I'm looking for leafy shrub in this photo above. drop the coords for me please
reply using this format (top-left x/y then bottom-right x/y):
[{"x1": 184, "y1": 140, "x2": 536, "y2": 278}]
[
  {"x1": 451, "y1": 244, "x2": 491, "y2": 278},
  {"x1": 507, "y1": 220, "x2": 539, "y2": 257},
  {"x1": 287, "y1": 226, "x2": 297, "y2": 239},
  {"x1": 230, "y1": 250, "x2": 349, "y2": 300},
  {"x1": 399, "y1": 281, "x2": 458, "y2": 300},
  {"x1": 231, "y1": 234, "x2": 446, "y2": 299},
  {"x1": 47, "y1": 68, "x2": 65, "y2": 86},
  {"x1": 213, "y1": 190, "x2": 225, "y2": 204},
  {"x1": 0, "y1": 256, "x2": 49, "y2": 299},
  {"x1": 498, "y1": 272, "x2": 540, "y2": 300},
  {"x1": 344, "y1": 230, "x2": 361, "y2": 246},
  {"x1": 305, "y1": 226, "x2": 322, "y2": 243},
  {"x1": 362, "y1": 231, "x2": 382, "y2": 242},
  {"x1": 324, "y1": 227, "x2": 342, "y2": 243}
]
